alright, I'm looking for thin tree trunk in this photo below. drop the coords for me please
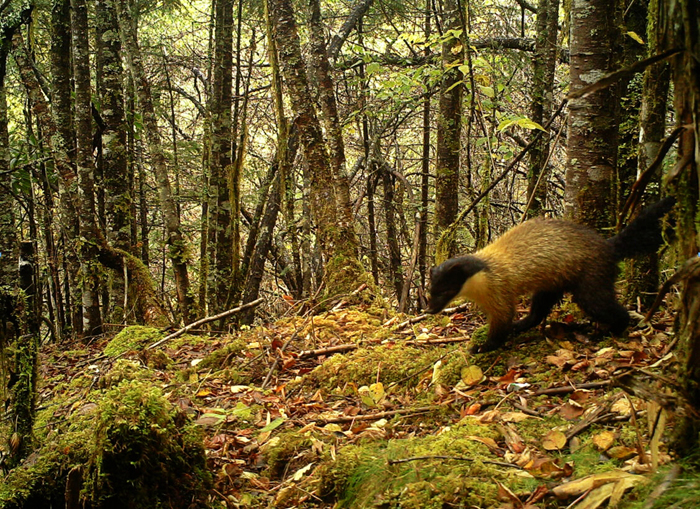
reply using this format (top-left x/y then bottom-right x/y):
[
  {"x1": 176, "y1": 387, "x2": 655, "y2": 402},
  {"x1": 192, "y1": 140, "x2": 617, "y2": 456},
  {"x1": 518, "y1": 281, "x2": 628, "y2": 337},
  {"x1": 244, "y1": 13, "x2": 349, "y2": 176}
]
[
  {"x1": 434, "y1": 0, "x2": 462, "y2": 260},
  {"x1": 115, "y1": 0, "x2": 196, "y2": 324},
  {"x1": 418, "y1": 0, "x2": 431, "y2": 304},
  {"x1": 625, "y1": 0, "x2": 669, "y2": 306},
  {"x1": 525, "y1": 0, "x2": 558, "y2": 217},
  {"x1": 382, "y1": 165, "x2": 403, "y2": 300},
  {"x1": 208, "y1": 0, "x2": 235, "y2": 313},
  {"x1": 72, "y1": 0, "x2": 103, "y2": 337}
]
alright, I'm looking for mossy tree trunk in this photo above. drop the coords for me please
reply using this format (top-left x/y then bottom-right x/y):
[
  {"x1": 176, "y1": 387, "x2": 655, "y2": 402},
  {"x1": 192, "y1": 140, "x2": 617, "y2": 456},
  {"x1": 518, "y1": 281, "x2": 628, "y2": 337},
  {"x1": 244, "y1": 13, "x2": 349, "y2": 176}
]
[
  {"x1": 9, "y1": 241, "x2": 40, "y2": 466},
  {"x1": 207, "y1": 0, "x2": 235, "y2": 314},
  {"x1": 624, "y1": 0, "x2": 670, "y2": 307},
  {"x1": 96, "y1": 0, "x2": 133, "y2": 321},
  {"x1": 50, "y1": 0, "x2": 81, "y2": 337},
  {"x1": 525, "y1": 0, "x2": 559, "y2": 217},
  {"x1": 434, "y1": 0, "x2": 463, "y2": 259},
  {"x1": 115, "y1": 0, "x2": 196, "y2": 324},
  {"x1": 564, "y1": 0, "x2": 622, "y2": 230},
  {"x1": 658, "y1": 0, "x2": 700, "y2": 453},
  {"x1": 72, "y1": 0, "x2": 103, "y2": 337},
  {"x1": 267, "y1": 0, "x2": 366, "y2": 296}
]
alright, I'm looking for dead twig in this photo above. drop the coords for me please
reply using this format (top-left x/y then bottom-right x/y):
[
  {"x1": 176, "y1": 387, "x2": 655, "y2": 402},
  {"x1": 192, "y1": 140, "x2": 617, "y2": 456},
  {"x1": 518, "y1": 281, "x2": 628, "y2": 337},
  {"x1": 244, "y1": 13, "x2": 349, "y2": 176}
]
[
  {"x1": 531, "y1": 380, "x2": 610, "y2": 396},
  {"x1": 298, "y1": 344, "x2": 358, "y2": 358},
  {"x1": 317, "y1": 405, "x2": 439, "y2": 424},
  {"x1": 146, "y1": 298, "x2": 265, "y2": 350},
  {"x1": 393, "y1": 302, "x2": 471, "y2": 329},
  {"x1": 646, "y1": 256, "x2": 700, "y2": 322},
  {"x1": 387, "y1": 455, "x2": 522, "y2": 469}
]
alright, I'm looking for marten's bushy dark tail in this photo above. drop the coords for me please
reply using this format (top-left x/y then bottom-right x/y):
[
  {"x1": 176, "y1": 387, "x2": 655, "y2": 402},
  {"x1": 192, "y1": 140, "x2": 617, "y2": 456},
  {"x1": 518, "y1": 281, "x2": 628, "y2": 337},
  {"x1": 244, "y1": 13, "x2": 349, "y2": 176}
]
[{"x1": 607, "y1": 197, "x2": 676, "y2": 261}]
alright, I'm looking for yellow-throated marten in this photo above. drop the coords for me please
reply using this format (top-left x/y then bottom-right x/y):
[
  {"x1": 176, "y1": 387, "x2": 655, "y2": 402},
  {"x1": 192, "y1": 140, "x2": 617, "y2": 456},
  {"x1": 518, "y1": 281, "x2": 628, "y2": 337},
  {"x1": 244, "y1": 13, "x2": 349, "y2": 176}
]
[{"x1": 426, "y1": 198, "x2": 675, "y2": 353}]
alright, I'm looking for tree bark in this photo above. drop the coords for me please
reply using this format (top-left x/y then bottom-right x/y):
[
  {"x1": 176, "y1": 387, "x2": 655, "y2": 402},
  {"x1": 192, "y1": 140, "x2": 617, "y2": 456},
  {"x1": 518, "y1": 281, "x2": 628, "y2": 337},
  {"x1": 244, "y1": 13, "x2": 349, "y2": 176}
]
[
  {"x1": 659, "y1": 0, "x2": 700, "y2": 453},
  {"x1": 267, "y1": 0, "x2": 367, "y2": 296},
  {"x1": 564, "y1": 0, "x2": 621, "y2": 230},
  {"x1": 208, "y1": 0, "x2": 235, "y2": 313},
  {"x1": 115, "y1": 0, "x2": 196, "y2": 324},
  {"x1": 625, "y1": 0, "x2": 670, "y2": 306},
  {"x1": 72, "y1": 0, "x2": 103, "y2": 337},
  {"x1": 49, "y1": 0, "x2": 82, "y2": 336},
  {"x1": 525, "y1": 0, "x2": 558, "y2": 217},
  {"x1": 434, "y1": 0, "x2": 462, "y2": 259}
]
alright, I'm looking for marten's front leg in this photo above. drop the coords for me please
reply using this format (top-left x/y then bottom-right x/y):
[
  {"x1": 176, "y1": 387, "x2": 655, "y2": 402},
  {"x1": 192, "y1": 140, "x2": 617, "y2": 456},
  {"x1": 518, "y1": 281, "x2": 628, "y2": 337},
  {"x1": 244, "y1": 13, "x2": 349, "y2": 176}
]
[{"x1": 471, "y1": 305, "x2": 514, "y2": 353}]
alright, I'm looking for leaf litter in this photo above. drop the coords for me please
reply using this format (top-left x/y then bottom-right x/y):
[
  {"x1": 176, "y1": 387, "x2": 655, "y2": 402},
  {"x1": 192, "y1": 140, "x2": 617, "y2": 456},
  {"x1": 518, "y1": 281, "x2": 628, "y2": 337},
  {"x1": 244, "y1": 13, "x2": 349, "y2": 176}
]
[{"x1": 33, "y1": 300, "x2": 682, "y2": 507}]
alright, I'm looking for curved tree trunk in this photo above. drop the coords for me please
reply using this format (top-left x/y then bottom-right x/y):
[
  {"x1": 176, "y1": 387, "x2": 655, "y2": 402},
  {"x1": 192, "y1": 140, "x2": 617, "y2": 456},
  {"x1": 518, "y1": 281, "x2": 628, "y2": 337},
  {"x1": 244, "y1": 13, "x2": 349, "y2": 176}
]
[
  {"x1": 267, "y1": 0, "x2": 367, "y2": 296},
  {"x1": 115, "y1": 0, "x2": 196, "y2": 324}
]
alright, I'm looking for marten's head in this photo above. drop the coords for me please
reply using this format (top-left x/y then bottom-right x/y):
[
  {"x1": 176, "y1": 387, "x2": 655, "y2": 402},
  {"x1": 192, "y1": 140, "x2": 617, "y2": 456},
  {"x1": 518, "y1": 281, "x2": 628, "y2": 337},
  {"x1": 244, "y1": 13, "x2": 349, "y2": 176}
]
[{"x1": 426, "y1": 256, "x2": 488, "y2": 314}]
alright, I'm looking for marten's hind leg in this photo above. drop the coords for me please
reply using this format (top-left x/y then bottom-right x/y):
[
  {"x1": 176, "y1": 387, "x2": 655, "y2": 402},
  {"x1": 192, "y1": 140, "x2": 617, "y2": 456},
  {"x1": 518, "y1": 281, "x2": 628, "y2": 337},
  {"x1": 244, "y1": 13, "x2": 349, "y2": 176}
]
[
  {"x1": 573, "y1": 282, "x2": 630, "y2": 335},
  {"x1": 512, "y1": 290, "x2": 563, "y2": 333}
]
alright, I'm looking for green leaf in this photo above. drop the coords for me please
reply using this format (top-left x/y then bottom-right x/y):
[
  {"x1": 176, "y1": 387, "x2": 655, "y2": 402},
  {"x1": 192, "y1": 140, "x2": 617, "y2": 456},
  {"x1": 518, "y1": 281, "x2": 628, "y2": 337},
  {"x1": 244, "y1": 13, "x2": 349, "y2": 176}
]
[
  {"x1": 260, "y1": 417, "x2": 286, "y2": 432},
  {"x1": 515, "y1": 117, "x2": 546, "y2": 131},
  {"x1": 478, "y1": 85, "x2": 495, "y2": 98}
]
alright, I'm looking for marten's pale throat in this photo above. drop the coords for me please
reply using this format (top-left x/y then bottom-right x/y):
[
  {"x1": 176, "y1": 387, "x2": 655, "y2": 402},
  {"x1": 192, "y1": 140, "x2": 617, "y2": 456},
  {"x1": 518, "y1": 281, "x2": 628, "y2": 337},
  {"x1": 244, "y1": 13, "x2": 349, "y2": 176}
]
[{"x1": 427, "y1": 198, "x2": 675, "y2": 353}]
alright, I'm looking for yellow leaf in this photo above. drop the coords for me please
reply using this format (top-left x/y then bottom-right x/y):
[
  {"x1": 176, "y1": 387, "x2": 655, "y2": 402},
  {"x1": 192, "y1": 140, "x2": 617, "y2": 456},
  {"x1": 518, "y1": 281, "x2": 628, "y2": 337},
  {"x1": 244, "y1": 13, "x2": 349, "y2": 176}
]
[
  {"x1": 461, "y1": 365, "x2": 484, "y2": 386},
  {"x1": 542, "y1": 430, "x2": 567, "y2": 450},
  {"x1": 592, "y1": 430, "x2": 615, "y2": 451},
  {"x1": 626, "y1": 31, "x2": 645, "y2": 45}
]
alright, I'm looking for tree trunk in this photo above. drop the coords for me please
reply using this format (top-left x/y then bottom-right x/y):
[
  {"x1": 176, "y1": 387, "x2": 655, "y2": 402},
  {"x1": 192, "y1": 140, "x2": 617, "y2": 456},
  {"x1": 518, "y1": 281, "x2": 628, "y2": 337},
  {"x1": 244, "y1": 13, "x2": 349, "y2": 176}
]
[
  {"x1": 564, "y1": 0, "x2": 621, "y2": 230},
  {"x1": 418, "y1": 0, "x2": 431, "y2": 305},
  {"x1": 96, "y1": 0, "x2": 132, "y2": 322},
  {"x1": 382, "y1": 165, "x2": 403, "y2": 300},
  {"x1": 659, "y1": 0, "x2": 700, "y2": 453},
  {"x1": 72, "y1": 0, "x2": 103, "y2": 337},
  {"x1": 0, "y1": 39, "x2": 17, "y2": 348},
  {"x1": 625, "y1": 0, "x2": 669, "y2": 307},
  {"x1": 434, "y1": 0, "x2": 462, "y2": 259},
  {"x1": 9, "y1": 241, "x2": 40, "y2": 466},
  {"x1": 525, "y1": 0, "x2": 558, "y2": 217},
  {"x1": 208, "y1": 0, "x2": 235, "y2": 313},
  {"x1": 115, "y1": 0, "x2": 196, "y2": 324},
  {"x1": 49, "y1": 0, "x2": 82, "y2": 336},
  {"x1": 267, "y1": 0, "x2": 367, "y2": 296}
]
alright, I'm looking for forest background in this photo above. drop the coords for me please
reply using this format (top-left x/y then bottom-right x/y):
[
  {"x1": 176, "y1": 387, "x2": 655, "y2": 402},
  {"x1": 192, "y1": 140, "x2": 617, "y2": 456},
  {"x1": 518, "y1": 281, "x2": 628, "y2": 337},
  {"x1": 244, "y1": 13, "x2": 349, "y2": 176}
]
[{"x1": 0, "y1": 0, "x2": 699, "y2": 505}]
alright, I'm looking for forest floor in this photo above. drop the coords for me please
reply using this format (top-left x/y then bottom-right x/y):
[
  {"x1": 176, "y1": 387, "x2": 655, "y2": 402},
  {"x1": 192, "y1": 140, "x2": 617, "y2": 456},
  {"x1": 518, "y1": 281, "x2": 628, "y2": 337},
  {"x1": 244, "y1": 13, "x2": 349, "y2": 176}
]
[{"x1": 28, "y1": 292, "x2": 690, "y2": 508}]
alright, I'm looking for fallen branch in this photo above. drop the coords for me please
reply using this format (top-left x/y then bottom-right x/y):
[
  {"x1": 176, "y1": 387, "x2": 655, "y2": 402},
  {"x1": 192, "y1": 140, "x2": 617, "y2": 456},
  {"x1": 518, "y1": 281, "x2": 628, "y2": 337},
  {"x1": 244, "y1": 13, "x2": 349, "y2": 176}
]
[
  {"x1": 531, "y1": 380, "x2": 610, "y2": 396},
  {"x1": 387, "y1": 455, "x2": 522, "y2": 469},
  {"x1": 298, "y1": 344, "x2": 358, "y2": 358},
  {"x1": 317, "y1": 405, "x2": 439, "y2": 424},
  {"x1": 146, "y1": 298, "x2": 265, "y2": 350},
  {"x1": 393, "y1": 302, "x2": 471, "y2": 329},
  {"x1": 404, "y1": 336, "x2": 470, "y2": 346}
]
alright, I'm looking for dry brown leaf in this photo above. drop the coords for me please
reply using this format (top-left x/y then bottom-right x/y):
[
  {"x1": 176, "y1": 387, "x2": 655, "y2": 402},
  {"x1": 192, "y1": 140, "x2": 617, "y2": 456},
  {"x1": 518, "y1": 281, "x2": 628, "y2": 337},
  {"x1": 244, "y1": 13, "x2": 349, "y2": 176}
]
[
  {"x1": 560, "y1": 401, "x2": 585, "y2": 421},
  {"x1": 500, "y1": 424, "x2": 526, "y2": 454},
  {"x1": 606, "y1": 445, "x2": 637, "y2": 460}
]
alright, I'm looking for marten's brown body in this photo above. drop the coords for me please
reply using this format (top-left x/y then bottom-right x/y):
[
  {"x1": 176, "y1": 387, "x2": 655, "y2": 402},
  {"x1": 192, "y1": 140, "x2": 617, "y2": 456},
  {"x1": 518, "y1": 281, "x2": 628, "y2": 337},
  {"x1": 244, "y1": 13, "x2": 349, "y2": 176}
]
[{"x1": 427, "y1": 199, "x2": 674, "y2": 353}]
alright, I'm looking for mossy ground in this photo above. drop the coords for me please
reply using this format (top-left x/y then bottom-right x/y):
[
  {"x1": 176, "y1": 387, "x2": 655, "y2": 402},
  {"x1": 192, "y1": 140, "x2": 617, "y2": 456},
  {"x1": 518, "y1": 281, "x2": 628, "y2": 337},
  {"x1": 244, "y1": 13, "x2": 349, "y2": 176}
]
[{"x1": 1, "y1": 301, "x2": 684, "y2": 508}]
